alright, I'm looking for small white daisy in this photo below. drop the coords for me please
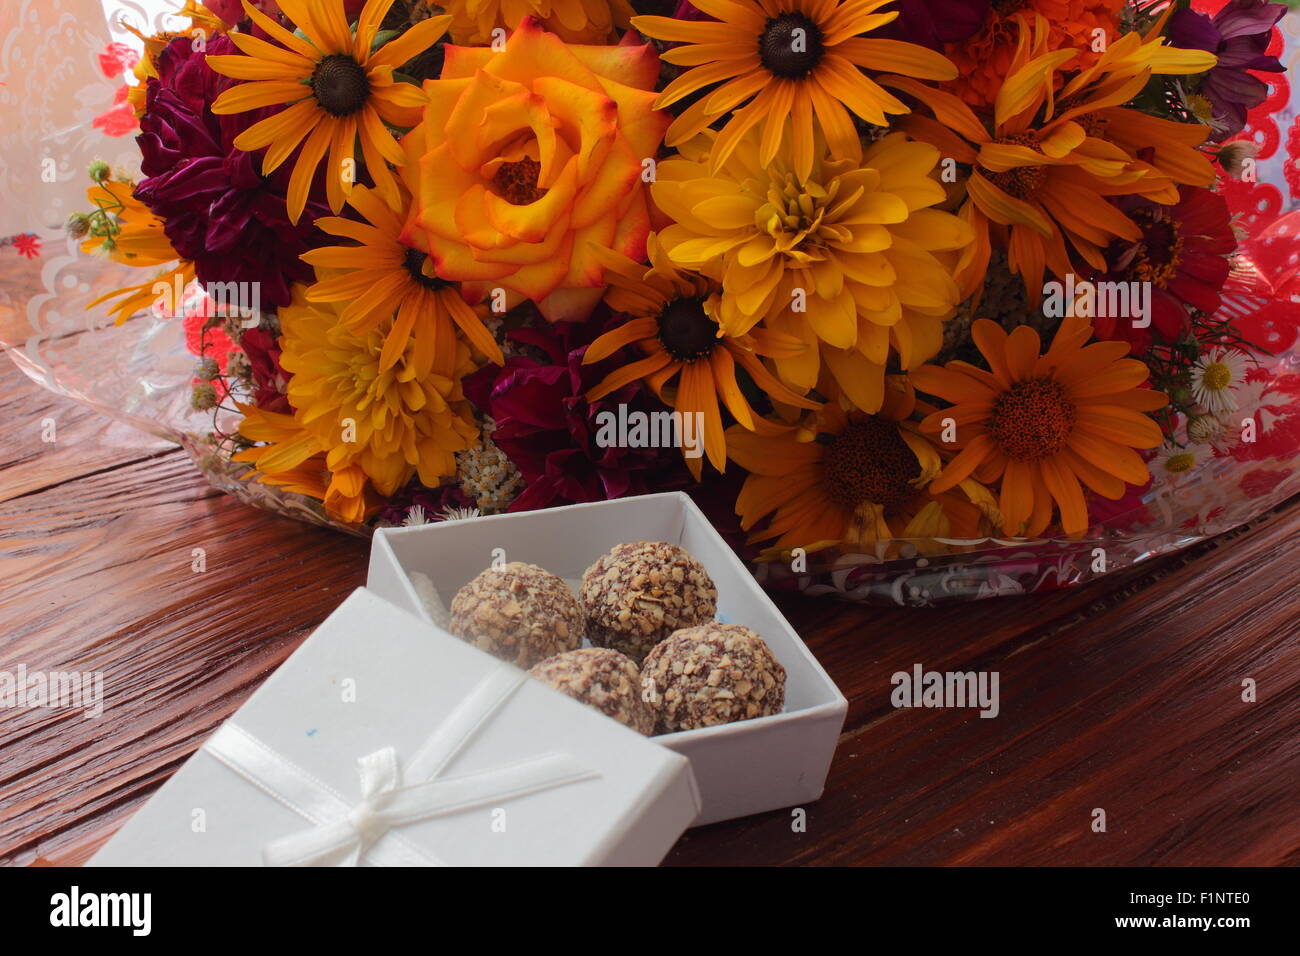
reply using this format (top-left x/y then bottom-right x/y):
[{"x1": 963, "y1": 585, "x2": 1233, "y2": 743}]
[
  {"x1": 438, "y1": 505, "x2": 481, "y2": 523},
  {"x1": 1149, "y1": 440, "x2": 1207, "y2": 487},
  {"x1": 1190, "y1": 347, "x2": 1248, "y2": 414}
]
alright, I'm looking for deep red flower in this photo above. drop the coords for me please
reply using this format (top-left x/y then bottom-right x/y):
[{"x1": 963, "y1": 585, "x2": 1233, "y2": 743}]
[
  {"x1": 239, "y1": 326, "x2": 291, "y2": 414},
  {"x1": 875, "y1": 0, "x2": 990, "y2": 49},
  {"x1": 463, "y1": 311, "x2": 693, "y2": 513},
  {"x1": 1093, "y1": 187, "x2": 1237, "y2": 350},
  {"x1": 376, "y1": 479, "x2": 476, "y2": 527},
  {"x1": 133, "y1": 35, "x2": 327, "y2": 309}
]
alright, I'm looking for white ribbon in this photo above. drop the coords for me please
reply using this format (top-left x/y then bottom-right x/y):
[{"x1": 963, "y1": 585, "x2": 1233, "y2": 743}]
[{"x1": 202, "y1": 668, "x2": 599, "y2": 867}]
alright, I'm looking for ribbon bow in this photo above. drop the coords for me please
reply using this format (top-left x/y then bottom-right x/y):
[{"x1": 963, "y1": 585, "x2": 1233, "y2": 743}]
[{"x1": 203, "y1": 668, "x2": 599, "y2": 867}]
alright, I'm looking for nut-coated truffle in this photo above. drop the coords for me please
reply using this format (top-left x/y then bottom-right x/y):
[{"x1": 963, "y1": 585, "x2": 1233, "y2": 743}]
[
  {"x1": 580, "y1": 541, "x2": 717, "y2": 663},
  {"x1": 449, "y1": 562, "x2": 584, "y2": 668},
  {"x1": 529, "y1": 648, "x2": 656, "y2": 735},
  {"x1": 641, "y1": 623, "x2": 786, "y2": 733}
]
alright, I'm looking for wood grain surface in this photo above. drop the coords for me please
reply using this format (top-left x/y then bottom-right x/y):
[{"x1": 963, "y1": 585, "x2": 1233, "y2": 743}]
[{"x1": 1, "y1": 309, "x2": 1297, "y2": 866}]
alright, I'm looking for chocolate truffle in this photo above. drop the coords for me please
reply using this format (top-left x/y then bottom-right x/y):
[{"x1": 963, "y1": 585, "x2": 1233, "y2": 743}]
[
  {"x1": 580, "y1": 541, "x2": 717, "y2": 663},
  {"x1": 449, "y1": 562, "x2": 584, "y2": 668},
  {"x1": 529, "y1": 648, "x2": 656, "y2": 735},
  {"x1": 641, "y1": 623, "x2": 786, "y2": 733}
]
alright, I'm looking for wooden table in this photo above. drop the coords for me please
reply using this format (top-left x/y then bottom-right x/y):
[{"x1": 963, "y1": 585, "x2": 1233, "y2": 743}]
[{"x1": 2, "y1": 291, "x2": 1297, "y2": 867}]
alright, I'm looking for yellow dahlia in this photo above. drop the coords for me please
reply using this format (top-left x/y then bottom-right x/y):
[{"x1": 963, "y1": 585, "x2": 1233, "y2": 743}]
[
  {"x1": 234, "y1": 284, "x2": 479, "y2": 506},
  {"x1": 911, "y1": 314, "x2": 1168, "y2": 537},
  {"x1": 632, "y1": 0, "x2": 956, "y2": 180},
  {"x1": 207, "y1": 0, "x2": 450, "y2": 222},
  {"x1": 727, "y1": 379, "x2": 1000, "y2": 551},
  {"x1": 652, "y1": 128, "x2": 971, "y2": 414},
  {"x1": 442, "y1": 0, "x2": 634, "y2": 43},
  {"x1": 583, "y1": 237, "x2": 817, "y2": 477},
  {"x1": 890, "y1": 12, "x2": 1217, "y2": 300},
  {"x1": 300, "y1": 183, "x2": 503, "y2": 376}
]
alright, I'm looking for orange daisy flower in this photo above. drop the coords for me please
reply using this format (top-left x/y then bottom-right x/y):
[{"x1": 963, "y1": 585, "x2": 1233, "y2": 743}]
[
  {"x1": 911, "y1": 315, "x2": 1168, "y2": 537},
  {"x1": 300, "y1": 183, "x2": 503, "y2": 376},
  {"x1": 727, "y1": 379, "x2": 1000, "y2": 551},
  {"x1": 583, "y1": 237, "x2": 817, "y2": 477},
  {"x1": 632, "y1": 0, "x2": 957, "y2": 180},
  {"x1": 889, "y1": 12, "x2": 1217, "y2": 300},
  {"x1": 207, "y1": 0, "x2": 449, "y2": 222}
]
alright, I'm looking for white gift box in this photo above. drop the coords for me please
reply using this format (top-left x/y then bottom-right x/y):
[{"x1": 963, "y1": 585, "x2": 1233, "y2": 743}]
[
  {"x1": 367, "y1": 492, "x2": 848, "y2": 826},
  {"x1": 90, "y1": 588, "x2": 700, "y2": 866}
]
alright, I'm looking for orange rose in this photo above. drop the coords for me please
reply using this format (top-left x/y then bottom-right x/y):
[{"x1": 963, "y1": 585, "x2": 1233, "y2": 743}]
[{"x1": 406, "y1": 17, "x2": 668, "y2": 321}]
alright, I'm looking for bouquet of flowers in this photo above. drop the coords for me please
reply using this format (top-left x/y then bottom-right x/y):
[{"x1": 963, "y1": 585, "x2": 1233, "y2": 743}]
[{"x1": 49, "y1": 0, "x2": 1300, "y2": 602}]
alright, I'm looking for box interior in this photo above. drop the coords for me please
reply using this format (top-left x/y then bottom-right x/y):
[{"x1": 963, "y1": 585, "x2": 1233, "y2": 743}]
[{"x1": 373, "y1": 493, "x2": 843, "y2": 722}]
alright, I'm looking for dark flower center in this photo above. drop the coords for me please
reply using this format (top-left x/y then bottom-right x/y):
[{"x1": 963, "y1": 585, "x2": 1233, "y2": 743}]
[
  {"x1": 493, "y1": 157, "x2": 547, "y2": 205},
  {"x1": 983, "y1": 133, "x2": 1045, "y2": 198},
  {"x1": 1128, "y1": 211, "x2": 1184, "y2": 287},
  {"x1": 311, "y1": 54, "x2": 371, "y2": 117},
  {"x1": 403, "y1": 247, "x2": 447, "y2": 289},
  {"x1": 759, "y1": 13, "x2": 825, "y2": 79},
  {"x1": 657, "y1": 297, "x2": 718, "y2": 361},
  {"x1": 989, "y1": 378, "x2": 1076, "y2": 461},
  {"x1": 822, "y1": 418, "x2": 920, "y2": 512}
]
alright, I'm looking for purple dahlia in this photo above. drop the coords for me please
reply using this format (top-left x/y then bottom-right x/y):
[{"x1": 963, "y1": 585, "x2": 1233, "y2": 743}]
[
  {"x1": 134, "y1": 35, "x2": 327, "y2": 309},
  {"x1": 1168, "y1": 0, "x2": 1287, "y2": 141}
]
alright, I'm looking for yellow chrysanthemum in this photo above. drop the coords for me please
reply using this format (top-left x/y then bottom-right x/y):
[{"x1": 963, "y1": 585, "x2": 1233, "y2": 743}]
[
  {"x1": 633, "y1": 0, "x2": 956, "y2": 180},
  {"x1": 652, "y1": 128, "x2": 972, "y2": 414},
  {"x1": 233, "y1": 284, "x2": 479, "y2": 506},
  {"x1": 890, "y1": 11, "x2": 1217, "y2": 300},
  {"x1": 233, "y1": 408, "x2": 382, "y2": 524},
  {"x1": 442, "y1": 0, "x2": 634, "y2": 43},
  {"x1": 299, "y1": 182, "x2": 503, "y2": 375},
  {"x1": 727, "y1": 378, "x2": 1000, "y2": 551},
  {"x1": 207, "y1": 0, "x2": 450, "y2": 222}
]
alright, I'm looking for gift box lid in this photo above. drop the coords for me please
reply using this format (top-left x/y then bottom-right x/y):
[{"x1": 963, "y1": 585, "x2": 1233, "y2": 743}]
[{"x1": 90, "y1": 587, "x2": 701, "y2": 866}]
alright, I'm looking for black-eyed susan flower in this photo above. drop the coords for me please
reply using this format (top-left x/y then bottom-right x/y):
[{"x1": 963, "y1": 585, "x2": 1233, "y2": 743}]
[
  {"x1": 652, "y1": 128, "x2": 971, "y2": 414},
  {"x1": 727, "y1": 379, "x2": 1000, "y2": 551},
  {"x1": 583, "y1": 237, "x2": 818, "y2": 477},
  {"x1": 632, "y1": 0, "x2": 957, "y2": 179},
  {"x1": 911, "y1": 314, "x2": 1168, "y2": 537},
  {"x1": 300, "y1": 183, "x2": 503, "y2": 376},
  {"x1": 207, "y1": 0, "x2": 450, "y2": 222}
]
